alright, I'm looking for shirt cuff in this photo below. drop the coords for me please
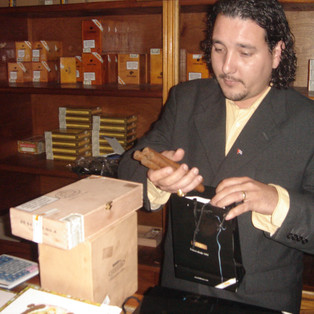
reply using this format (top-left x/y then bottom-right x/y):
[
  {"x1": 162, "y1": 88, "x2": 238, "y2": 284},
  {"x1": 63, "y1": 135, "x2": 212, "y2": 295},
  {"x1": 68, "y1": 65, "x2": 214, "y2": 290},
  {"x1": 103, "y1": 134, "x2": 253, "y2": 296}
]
[
  {"x1": 252, "y1": 184, "x2": 290, "y2": 236},
  {"x1": 147, "y1": 179, "x2": 171, "y2": 210}
]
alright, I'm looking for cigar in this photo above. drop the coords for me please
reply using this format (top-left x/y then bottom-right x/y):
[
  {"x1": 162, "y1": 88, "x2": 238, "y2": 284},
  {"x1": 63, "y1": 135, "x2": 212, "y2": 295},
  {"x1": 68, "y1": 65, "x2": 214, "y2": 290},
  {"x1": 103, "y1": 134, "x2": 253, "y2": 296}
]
[{"x1": 133, "y1": 147, "x2": 205, "y2": 193}]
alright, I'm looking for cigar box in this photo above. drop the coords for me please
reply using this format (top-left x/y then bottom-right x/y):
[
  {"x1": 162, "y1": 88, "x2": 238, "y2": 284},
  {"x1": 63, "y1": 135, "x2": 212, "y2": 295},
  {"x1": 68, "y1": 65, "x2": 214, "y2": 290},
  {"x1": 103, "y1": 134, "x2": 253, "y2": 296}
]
[
  {"x1": 82, "y1": 52, "x2": 105, "y2": 85},
  {"x1": 94, "y1": 114, "x2": 138, "y2": 125},
  {"x1": 45, "y1": 128, "x2": 91, "y2": 141},
  {"x1": 17, "y1": 135, "x2": 45, "y2": 154},
  {"x1": 92, "y1": 114, "x2": 137, "y2": 130},
  {"x1": 59, "y1": 106, "x2": 102, "y2": 117},
  {"x1": 49, "y1": 137, "x2": 91, "y2": 148},
  {"x1": 104, "y1": 53, "x2": 118, "y2": 83},
  {"x1": 186, "y1": 52, "x2": 210, "y2": 81},
  {"x1": 118, "y1": 53, "x2": 147, "y2": 85},
  {"x1": 96, "y1": 129, "x2": 137, "y2": 140},
  {"x1": 8, "y1": 62, "x2": 32, "y2": 83},
  {"x1": 15, "y1": 41, "x2": 32, "y2": 62},
  {"x1": 39, "y1": 210, "x2": 138, "y2": 307},
  {"x1": 75, "y1": 55, "x2": 83, "y2": 82},
  {"x1": 10, "y1": 175, "x2": 143, "y2": 250},
  {"x1": 46, "y1": 151, "x2": 92, "y2": 161},
  {"x1": 60, "y1": 57, "x2": 77, "y2": 83},
  {"x1": 148, "y1": 48, "x2": 163, "y2": 85},
  {"x1": 32, "y1": 40, "x2": 62, "y2": 62},
  {"x1": 32, "y1": 61, "x2": 59, "y2": 82},
  {"x1": 82, "y1": 19, "x2": 103, "y2": 54}
]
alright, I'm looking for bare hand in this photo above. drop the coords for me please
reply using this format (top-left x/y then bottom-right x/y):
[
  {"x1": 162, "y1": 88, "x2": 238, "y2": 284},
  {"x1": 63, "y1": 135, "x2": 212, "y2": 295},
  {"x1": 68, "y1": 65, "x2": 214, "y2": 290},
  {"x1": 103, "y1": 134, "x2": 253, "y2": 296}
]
[
  {"x1": 147, "y1": 148, "x2": 203, "y2": 194},
  {"x1": 211, "y1": 177, "x2": 278, "y2": 220}
]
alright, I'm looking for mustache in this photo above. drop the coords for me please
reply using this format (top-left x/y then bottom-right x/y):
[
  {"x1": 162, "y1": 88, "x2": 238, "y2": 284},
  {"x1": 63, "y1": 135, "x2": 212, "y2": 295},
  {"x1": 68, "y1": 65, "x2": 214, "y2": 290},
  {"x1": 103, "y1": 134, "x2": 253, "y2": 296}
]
[{"x1": 218, "y1": 74, "x2": 244, "y2": 85}]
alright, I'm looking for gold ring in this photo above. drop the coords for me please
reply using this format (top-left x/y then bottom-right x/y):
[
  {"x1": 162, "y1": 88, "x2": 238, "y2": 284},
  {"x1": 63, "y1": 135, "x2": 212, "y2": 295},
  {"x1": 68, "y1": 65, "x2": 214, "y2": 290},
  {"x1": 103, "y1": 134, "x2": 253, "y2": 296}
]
[
  {"x1": 177, "y1": 189, "x2": 185, "y2": 197},
  {"x1": 242, "y1": 191, "x2": 246, "y2": 201}
]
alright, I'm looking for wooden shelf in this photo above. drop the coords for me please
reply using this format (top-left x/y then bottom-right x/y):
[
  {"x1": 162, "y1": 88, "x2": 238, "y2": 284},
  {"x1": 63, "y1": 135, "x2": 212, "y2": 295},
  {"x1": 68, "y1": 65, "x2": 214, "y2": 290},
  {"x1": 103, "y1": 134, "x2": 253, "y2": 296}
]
[
  {"x1": 0, "y1": 1, "x2": 163, "y2": 18},
  {"x1": 0, "y1": 82, "x2": 163, "y2": 98},
  {"x1": 0, "y1": 154, "x2": 80, "y2": 179}
]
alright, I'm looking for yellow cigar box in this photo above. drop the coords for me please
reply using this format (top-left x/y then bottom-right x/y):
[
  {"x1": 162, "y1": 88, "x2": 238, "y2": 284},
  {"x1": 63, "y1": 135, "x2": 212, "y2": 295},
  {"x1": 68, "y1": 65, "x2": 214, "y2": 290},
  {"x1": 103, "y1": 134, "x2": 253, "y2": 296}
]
[
  {"x1": 118, "y1": 53, "x2": 147, "y2": 85},
  {"x1": 186, "y1": 52, "x2": 210, "y2": 81},
  {"x1": 148, "y1": 48, "x2": 162, "y2": 85},
  {"x1": 8, "y1": 62, "x2": 32, "y2": 83},
  {"x1": 60, "y1": 57, "x2": 77, "y2": 83},
  {"x1": 15, "y1": 41, "x2": 32, "y2": 62}
]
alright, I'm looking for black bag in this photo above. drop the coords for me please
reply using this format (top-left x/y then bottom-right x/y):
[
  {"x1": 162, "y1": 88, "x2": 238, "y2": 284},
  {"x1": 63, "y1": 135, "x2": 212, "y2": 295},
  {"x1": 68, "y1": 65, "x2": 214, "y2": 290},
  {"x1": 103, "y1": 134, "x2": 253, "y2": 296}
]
[{"x1": 170, "y1": 186, "x2": 245, "y2": 292}]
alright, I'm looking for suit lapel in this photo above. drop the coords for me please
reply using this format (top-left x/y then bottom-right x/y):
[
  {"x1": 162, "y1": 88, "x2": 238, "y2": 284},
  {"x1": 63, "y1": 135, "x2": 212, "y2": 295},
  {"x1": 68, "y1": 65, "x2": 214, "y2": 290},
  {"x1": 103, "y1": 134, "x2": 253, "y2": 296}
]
[
  {"x1": 193, "y1": 85, "x2": 227, "y2": 178},
  {"x1": 194, "y1": 87, "x2": 289, "y2": 182}
]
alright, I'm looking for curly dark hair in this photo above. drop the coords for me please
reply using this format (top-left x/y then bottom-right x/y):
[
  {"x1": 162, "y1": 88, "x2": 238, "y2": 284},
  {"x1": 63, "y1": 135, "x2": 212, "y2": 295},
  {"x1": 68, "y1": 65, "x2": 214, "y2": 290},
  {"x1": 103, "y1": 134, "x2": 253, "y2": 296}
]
[{"x1": 201, "y1": 0, "x2": 297, "y2": 88}]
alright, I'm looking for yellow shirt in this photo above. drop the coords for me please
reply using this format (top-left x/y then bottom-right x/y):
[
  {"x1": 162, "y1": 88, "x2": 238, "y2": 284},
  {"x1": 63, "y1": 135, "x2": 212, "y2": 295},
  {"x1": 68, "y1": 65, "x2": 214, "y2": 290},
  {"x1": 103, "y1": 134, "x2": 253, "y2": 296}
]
[{"x1": 148, "y1": 87, "x2": 289, "y2": 235}]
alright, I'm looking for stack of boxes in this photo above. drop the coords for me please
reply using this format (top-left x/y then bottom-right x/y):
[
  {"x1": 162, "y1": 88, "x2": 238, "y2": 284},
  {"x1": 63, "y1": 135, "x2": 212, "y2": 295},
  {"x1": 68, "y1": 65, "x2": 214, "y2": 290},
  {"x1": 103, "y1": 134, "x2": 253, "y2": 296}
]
[
  {"x1": 45, "y1": 106, "x2": 100, "y2": 161},
  {"x1": 92, "y1": 114, "x2": 137, "y2": 156},
  {"x1": 45, "y1": 106, "x2": 137, "y2": 161},
  {"x1": 8, "y1": 40, "x2": 62, "y2": 84},
  {"x1": 45, "y1": 128, "x2": 92, "y2": 161},
  {"x1": 10, "y1": 175, "x2": 143, "y2": 307}
]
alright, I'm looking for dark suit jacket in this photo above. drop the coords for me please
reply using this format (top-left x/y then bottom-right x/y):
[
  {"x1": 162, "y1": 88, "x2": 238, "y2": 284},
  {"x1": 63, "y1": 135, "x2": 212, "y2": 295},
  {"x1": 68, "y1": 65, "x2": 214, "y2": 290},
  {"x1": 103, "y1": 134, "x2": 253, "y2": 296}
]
[{"x1": 118, "y1": 79, "x2": 314, "y2": 313}]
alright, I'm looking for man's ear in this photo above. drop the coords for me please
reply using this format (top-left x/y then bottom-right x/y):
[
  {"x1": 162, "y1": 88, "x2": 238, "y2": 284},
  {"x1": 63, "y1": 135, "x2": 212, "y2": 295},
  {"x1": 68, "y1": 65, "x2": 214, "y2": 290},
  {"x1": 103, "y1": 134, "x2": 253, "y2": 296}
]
[{"x1": 272, "y1": 40, "x2": 285, "y2": 69}]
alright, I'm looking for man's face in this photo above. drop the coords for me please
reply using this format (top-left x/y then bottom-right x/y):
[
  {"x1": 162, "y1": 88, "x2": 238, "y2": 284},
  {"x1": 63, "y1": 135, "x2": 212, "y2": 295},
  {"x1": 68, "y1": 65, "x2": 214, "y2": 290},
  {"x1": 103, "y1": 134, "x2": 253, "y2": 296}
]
[{"x1": 211, "y1": 14, "x2": 282, "y2": 108}]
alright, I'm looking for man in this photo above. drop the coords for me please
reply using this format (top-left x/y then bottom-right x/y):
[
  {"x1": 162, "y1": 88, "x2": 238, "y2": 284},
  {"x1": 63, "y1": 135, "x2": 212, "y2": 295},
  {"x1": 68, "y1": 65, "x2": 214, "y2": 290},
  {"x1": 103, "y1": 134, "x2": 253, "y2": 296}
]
[{"x1": 118, "y1": 0, "x2": 314, "y2": 312}]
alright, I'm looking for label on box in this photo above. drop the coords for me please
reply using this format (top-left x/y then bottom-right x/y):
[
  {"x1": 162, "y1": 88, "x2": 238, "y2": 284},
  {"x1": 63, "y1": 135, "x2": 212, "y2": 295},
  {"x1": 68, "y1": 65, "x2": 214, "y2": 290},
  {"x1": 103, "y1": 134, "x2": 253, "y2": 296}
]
[
  {"x1": 188, "y1": 72, "x2": 202, "y2": 80},
  {"x1": 33, "y1": 215, "x2": 43, "y2": 243},
  {"x1": 62, "y1": 213, "x2": 84, "y2": 249},
  {"x1": 126, "y1": 61, "x2": 138, "y2": 70},
  {"x1": 17, "y1": 196, "x2": 58, "y2": 212}
]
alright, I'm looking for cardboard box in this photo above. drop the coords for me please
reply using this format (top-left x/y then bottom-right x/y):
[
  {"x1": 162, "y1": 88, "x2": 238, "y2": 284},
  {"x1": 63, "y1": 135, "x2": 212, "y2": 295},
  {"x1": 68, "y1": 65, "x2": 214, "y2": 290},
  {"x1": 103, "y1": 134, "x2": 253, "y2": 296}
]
[
  {"x1": 186, "y1": 53, "x2": 210, "y2": 81},
  {"x1": 82, "y1": 52, "x2": 105, "y2": 85},
  {"x1": 118, "y1": 53, "x2": 147, "y2": 85},
  {"x1": 32, "y1": 41, "x2": 62, "y2": 62},
  {"x1": 60, "y1": 57, "x2": 77, "y2": 83},
  {"x1": 8, "y1": 62, "x2": 32, "y2": 83},
  {"x1": 15, "y1": 41, "x2": 32, "y2": 62},
  {"x1": 148, "y1": 48, "x2": 163, "y2": 85},
  {"x1": 10, "y1": 175, "x2": 143, "y2": 249},
  {"x1": 39, "y1": 211, "x2": 137, "y2": 307},
  {"x1": 82, "y1": 19, "x2": 103, "y2": 54},
  {"x1": 32, "y1": 61, "x2": 59, "y2": 82}
]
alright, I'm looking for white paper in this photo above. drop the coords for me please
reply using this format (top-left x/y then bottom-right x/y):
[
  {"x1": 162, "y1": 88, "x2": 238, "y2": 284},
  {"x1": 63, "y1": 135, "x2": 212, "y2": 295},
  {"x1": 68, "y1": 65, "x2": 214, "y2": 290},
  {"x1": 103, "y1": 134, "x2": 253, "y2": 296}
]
[{"x1": 1, "y1": 287, "x2": 121, "y2": 314}]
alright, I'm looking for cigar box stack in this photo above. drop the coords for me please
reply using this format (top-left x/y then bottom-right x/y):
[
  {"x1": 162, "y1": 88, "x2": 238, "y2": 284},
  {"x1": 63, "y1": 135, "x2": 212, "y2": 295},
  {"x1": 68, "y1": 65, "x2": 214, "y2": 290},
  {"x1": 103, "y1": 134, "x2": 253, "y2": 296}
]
[
  {"x1": 186, "y1": 52, "x2": 210, "y2": 81},
  {"x1": 45, "y1": 128, "x2": 92, "y2": 161},
  {"x1": 45, "y1": 106, "x2": 105, "y2": 161},
  {"x1": 10, "y1": 175, "x2": 143, "y2": 307},
  {"x1": 92, "y1": 114, "x2": 137, "y2": 156}
]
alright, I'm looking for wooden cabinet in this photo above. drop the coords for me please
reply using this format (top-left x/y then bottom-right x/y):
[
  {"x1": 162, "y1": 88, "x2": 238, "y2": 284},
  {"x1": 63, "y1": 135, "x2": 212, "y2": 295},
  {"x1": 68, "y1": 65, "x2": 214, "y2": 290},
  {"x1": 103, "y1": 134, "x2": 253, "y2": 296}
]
[{"x1": 0, "y1": 1, "x2": 165, "y2": 228}]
